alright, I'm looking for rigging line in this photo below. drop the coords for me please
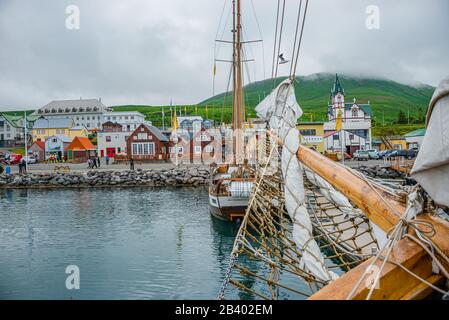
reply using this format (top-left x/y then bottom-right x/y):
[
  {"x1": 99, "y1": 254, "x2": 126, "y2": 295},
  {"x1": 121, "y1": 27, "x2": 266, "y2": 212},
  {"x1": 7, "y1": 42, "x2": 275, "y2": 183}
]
[
  {"x1": 214, "y1": 0, "x2": 228, "y2": 54},
  {"x1": 250, "y1": 0, "x2": 266, "y2": 81},
  {"x1": 291, "y1": 0, "x2": 309, "y2": 79},
  {"x1": 289, "y1": 0, "x2": 303, "y2": 77},
  {"x1": 270, "y1": 0, "x2": 281, "y2": 80},
  {"x1": 241, "y1": 20, "x2": 257, "y2": 84},
  {"x1": 221, "y1": 63, "x2": 233, "y2": 124},
  {"x1": 273, "y1": 0, "x2": 286, "y2": 87}
]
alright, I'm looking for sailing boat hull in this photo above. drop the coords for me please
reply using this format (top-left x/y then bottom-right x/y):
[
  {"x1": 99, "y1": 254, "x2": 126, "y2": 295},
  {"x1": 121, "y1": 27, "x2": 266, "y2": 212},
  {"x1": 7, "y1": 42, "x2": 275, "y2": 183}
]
[{"x1": 209, "y1": 194, "x2": 247, "y2": 221}]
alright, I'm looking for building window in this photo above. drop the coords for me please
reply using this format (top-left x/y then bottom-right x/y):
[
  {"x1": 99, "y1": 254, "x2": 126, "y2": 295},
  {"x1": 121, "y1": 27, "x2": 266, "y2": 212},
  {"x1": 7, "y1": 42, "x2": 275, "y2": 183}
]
[
  {"x1": 131, "y1": 116, "x2": 135, "y2": 120},
  {"x1": 56, "y1": 129, "x2": 65, "y2": 134},
  {"x1": 6, "y1": 125, "x2": 11, "y2": 131},
  {"x1": 194, "y1": 146, "x2": 202, "y2": 154},
  {"x1": 131, "y1": 142, "x2": 155, "y2": 155},
  {"x1": 299, "y1": 129, "x2": 316, "y2": 136},
  {"x1": 352, "y1": 109, "x2": 358, "y2": 118},
  {"x1": 205, "y1": 145, "x2": 213, "y2": 153},
  {"x1": 137, "y1": 132, "x2": 148, "y2": 140},
  {"x1": 333, "y1": 134, "x2": 339, "y2": 141},
  {"x1": 106, "y1": 136, "x2": 111, "y2": 142},
  {"x1": 86, "y1": 123, "x2": 90, "y2": 127}
]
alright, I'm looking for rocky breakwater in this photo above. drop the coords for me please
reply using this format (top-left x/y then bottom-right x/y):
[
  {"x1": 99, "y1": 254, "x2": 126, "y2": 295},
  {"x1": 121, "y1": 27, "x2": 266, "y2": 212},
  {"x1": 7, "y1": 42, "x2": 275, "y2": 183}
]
[
  {"x1": 357, "y1": 165, "x2": 406, "y2": 179},
  {"x1": 0, "y1": 168, "x2": 210, "y2": 189}
]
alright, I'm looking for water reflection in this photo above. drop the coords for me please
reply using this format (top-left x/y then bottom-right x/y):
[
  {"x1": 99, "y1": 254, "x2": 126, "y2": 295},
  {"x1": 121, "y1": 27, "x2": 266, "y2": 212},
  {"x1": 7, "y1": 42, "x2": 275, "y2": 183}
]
[{"x1": 0, "y1": 187, "x2": 299, "y2": 299}]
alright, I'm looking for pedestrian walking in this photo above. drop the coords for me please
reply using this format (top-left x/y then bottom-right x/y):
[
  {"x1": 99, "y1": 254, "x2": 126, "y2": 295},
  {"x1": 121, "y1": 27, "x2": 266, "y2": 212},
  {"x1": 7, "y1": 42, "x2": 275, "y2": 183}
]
[
  {"x1": 97, "y1": 156, "x2": 101, "y2": 168},
  {"x1": 87, "y1": 158, "x2": 92, "y2": 169},
  {"x1": 92, "y1": 157, "x2": 98, "y2": 169},
  {"x1": 105, "y1": 155, "x2": 110, "y2": 165}
]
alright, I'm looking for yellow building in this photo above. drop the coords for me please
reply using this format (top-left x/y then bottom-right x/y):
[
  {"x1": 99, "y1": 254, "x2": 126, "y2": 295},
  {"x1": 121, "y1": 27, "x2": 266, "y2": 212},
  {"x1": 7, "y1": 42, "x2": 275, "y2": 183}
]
[
  {"x1": 31, "y1": 118, "x2": 74, "y2": 141},
  {"x1": 297, "y1": 122, "x2": 325, "y2": 153},
  {"x1": 378, "y1": 136, "x2": 407, "y2": 151},
  {"x1": 68, "y1": 125, "x2": 89, "y2": 139}
]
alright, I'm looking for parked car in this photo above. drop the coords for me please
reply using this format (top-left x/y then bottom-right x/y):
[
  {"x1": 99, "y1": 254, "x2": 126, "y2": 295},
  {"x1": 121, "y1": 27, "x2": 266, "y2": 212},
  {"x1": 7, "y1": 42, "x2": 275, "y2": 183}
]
[
  {"x1": 4, "y1": 153, "x2": 23, "y2": 165},
  {"x1": 23, "y1": 155, "x2": 37, "y2": 164},
  {"x1": 380, "y1": 149, "x2": 396, "y2": 159},
  {"x1": 366, "y1": 149, "x2": 380, "y2": 159},
  {"x1": 353, "y1": 150, "x2": 369, "y2": 161}
]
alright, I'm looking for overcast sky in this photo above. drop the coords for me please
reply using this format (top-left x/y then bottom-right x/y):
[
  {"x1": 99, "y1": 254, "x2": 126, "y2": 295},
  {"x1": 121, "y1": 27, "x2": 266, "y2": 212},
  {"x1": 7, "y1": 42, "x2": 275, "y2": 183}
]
[{"x1": 0, "y1": 0, "x2": 448, "y2": 111}]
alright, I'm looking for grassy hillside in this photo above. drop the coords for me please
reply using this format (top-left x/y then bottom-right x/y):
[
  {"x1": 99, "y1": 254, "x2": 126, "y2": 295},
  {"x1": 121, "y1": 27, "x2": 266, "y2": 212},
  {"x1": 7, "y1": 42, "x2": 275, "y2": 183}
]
[
  {"x1": 111, "y1": 73, "x2": 434, "y2": 133},
  {"x1": 199, "y1": 73, "x2": 434, "y2": 125}
]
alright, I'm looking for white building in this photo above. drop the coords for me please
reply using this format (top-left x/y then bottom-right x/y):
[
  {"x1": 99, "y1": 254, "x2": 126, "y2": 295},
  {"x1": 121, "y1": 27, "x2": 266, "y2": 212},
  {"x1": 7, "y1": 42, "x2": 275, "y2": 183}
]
[
  {"x1": 0, "y1": 114, "x2": 24, "y2": 147},
  {"x1": 324, "y1": 74, "x2": 372, "y2": 155},
  {"x1": 33, "y1": 98, "x2": 111, "y2": 129},
  {"x1": 101, "y1": 111, "x2": 145, "y2": 132},
  {"x1": 404, "y1": 128, "x2": 426, "y2": 149}
]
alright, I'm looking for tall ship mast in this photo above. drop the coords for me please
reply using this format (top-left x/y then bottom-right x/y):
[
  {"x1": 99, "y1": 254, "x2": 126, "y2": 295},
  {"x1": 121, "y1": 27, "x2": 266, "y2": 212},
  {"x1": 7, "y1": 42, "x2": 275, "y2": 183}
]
[{"x1": 208, "y1": 0, "x2": 255, "y2": 221}]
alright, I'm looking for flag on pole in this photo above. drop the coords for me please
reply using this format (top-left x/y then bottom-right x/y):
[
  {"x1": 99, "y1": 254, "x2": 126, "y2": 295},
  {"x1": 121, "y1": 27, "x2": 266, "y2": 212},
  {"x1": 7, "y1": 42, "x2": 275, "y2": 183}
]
[
  {"x1": 336, "y1": 108, "x2": 343, "y2": 131},
  {"x1": 213, "y1": 63, "x2": 217, "y2": 76},
  {"x1": 172, "y1": 109, "x2": 178, "y2": 132},
  {"x1": 184, "y1": 106, "x2": 187, "y2": 116}
]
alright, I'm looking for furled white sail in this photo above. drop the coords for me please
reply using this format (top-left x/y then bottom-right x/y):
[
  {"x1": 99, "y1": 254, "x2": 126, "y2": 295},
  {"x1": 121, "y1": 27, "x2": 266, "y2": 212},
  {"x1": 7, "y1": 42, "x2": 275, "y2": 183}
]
[
  {"x1": 256, "y1": 79, "x2": 338, "y2": 282},
  {"x1": 411, "y1": 76, "x2": 449, "y2": 207}
]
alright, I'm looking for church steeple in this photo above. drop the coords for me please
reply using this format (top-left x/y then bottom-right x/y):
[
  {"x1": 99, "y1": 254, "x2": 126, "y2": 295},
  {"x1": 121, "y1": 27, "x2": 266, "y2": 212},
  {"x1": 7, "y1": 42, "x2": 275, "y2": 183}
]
[
  {"x1": 330, "y1": 73, "x2": 345, "y2": 98},
  {"x1": 330, "y1": 73, "x2": 345, "y2": 111}
]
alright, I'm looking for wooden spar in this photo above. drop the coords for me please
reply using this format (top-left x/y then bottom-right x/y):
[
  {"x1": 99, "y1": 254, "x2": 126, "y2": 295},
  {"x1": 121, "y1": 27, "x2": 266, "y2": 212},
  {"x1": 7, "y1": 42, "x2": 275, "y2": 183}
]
[
  {"x1": 298, "y1": 142, "x2": 405, "y2": 232},
  {"x1": 293, "y1": 144, "x2": 449, "y2": 299}
]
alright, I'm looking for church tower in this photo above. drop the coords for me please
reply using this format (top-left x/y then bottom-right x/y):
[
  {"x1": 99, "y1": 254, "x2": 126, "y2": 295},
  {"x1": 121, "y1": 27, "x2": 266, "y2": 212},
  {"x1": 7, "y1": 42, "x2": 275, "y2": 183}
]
[{"x1": 330, "y1": 73, "x2": 345, "y2": 111}]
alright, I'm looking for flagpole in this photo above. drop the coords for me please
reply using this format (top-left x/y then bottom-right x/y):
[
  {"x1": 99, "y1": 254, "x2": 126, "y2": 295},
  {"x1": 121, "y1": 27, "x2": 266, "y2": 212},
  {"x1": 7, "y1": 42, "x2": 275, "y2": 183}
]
[
  {"x1": 162, "y1": 105, "x2": 165, "y2": 131},
  {"x1": 24, "y1": 111, "x2": 28, "y2": 172}
]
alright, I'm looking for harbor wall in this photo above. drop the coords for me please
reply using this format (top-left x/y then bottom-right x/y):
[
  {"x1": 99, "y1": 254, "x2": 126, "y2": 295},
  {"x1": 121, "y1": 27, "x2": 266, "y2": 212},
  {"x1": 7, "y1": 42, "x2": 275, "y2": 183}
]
[{"x1": 0, "y1": 168, "x2": 210, "y2": 189}]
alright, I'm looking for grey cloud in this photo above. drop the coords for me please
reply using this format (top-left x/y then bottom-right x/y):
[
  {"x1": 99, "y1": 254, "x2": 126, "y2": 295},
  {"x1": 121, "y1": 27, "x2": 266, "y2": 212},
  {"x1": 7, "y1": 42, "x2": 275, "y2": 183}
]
[{"x1": 0, "y1": 0, "x2": 448, "y2": 111}]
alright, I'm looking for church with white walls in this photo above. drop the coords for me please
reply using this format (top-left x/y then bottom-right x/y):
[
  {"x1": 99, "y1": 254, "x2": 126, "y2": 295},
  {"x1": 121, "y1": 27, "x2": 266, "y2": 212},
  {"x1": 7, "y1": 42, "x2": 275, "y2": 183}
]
[{"x1": 323, "y1": 74, "x2": 372, "y2": 155}]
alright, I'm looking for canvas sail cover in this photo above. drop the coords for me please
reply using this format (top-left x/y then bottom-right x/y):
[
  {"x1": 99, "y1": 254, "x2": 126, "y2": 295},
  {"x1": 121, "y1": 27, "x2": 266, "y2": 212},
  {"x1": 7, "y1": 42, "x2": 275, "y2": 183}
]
[
  {"x1": 256, "y1": 79, "x2": 338, "y2": 282},
  {"x1": 411, "y1": 76, "x2": 449, "y2": 207}
]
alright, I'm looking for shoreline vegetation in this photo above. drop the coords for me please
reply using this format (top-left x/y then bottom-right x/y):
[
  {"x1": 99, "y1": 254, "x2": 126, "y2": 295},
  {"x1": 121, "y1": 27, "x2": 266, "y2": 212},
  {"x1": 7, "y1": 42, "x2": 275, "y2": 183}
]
[{"x1": 0, "y1": 167, "x2": 210, "y2": 189}]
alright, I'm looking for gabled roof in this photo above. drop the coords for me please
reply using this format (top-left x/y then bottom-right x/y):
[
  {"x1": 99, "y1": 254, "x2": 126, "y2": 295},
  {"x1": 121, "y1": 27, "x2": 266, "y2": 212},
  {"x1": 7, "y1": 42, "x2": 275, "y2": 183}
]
[
  {"x1": 143, "y1": 124, "x2": 169, "y2": 142},
  {"x1": 0, "y1": 113, "x2": 23, "y2": 128},
  {"x1": 29, "y1": 140, "x2": 45, "y2": 150},
  {"x1": 327, "y1": 103, "x2": 372, "y2": 116},
  {"x1": 67, "y1": 136, "x2": 96, "y2": 150},
  {"x1": 324, "y1": 130, "x2": 338, "y2": 138},
  {"x1": 32, "y1": 117, "x2": 74, "y2": 129},
  {"x1": 70, "y1": 125, "x2": 88, "y2": 130},
  {"x1": 405, "y1": 128, "x2": 426, "y2": 137},
  {"x1": 46, "y1": 135, "x2": 73, "y2": 143}
]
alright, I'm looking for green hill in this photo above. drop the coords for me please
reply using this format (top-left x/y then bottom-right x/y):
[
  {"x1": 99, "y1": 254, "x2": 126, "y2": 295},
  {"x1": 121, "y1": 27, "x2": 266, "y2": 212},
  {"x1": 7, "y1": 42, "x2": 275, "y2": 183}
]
[
  {"x1": 199, "y1": 73, "x2": 435, "y2": 125},
  {"x1": 112, "y1": 73, "x2": 434, "y2": 130}
]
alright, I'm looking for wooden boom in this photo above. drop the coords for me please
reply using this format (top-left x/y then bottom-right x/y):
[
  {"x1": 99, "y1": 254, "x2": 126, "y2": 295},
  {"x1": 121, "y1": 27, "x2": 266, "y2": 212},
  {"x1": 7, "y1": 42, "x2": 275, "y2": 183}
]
[{"x1": 294, "y1": 144, "x2": 449, "y2": 299}]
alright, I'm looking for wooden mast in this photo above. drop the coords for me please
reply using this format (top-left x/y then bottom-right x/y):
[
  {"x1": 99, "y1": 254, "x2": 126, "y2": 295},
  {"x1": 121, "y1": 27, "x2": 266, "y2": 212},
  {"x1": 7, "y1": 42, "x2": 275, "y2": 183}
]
[{"x1": 232, "y1": 0, "x2": 244, "y2": 164}]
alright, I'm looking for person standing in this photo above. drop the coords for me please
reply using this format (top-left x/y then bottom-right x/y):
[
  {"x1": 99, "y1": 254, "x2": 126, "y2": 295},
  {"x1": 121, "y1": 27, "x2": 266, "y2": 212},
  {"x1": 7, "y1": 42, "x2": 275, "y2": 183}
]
[
  {"x1": 21, "y1": 158, "x2": 27, "y2": 174},
  {"x1": 129, "y1": 157, "x2": 134, "y2": 170},
  {"x1": 97, "y1": 156, "x2": 101, "y2": 168},
  {"x1": 92, "y1": 157, "x2": 98, "y2": 169},
  {"x1": 105, "y1": 155, "x2": 110, "y2": 165}
]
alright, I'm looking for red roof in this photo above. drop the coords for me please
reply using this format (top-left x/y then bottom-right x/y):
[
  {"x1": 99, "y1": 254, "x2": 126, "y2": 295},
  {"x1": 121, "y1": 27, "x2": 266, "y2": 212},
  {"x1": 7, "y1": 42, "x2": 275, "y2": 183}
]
[
  {"x1": 67, "y1": 137, "x2": 96, "y2": 151},
  {"x1": 324, "y1": 130, "x2": 338, "y2": 138},
  {"x1": 30, "y1": 140, "x2": 45, "y2": 150}
]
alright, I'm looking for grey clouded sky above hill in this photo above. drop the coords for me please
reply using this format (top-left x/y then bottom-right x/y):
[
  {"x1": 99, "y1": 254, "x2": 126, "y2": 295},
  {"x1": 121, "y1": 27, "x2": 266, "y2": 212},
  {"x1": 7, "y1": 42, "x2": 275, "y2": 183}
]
[{"x1": 0, "y1": 0, "x2": 448, "y2": 110}]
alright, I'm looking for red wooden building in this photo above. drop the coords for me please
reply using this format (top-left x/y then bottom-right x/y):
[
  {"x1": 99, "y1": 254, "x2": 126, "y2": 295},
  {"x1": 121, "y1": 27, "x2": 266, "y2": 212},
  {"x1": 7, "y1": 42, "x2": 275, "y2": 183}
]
[{"x1": 126, "y1": 124, "x2": 169, "y2": 162}]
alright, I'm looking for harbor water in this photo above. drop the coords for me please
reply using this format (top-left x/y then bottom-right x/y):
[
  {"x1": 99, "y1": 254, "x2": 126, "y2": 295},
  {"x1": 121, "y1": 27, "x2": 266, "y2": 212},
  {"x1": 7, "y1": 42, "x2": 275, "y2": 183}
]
[{"x1": 0, "y1": 186, "x2": 309, "y2": 299}]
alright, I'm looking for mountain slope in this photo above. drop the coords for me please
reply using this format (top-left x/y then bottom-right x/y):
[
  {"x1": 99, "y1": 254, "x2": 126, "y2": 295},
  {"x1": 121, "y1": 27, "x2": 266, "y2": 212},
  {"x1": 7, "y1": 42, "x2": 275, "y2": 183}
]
[{"x1": 199, "y1": 73, "x2": 435, "y2": 124}]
